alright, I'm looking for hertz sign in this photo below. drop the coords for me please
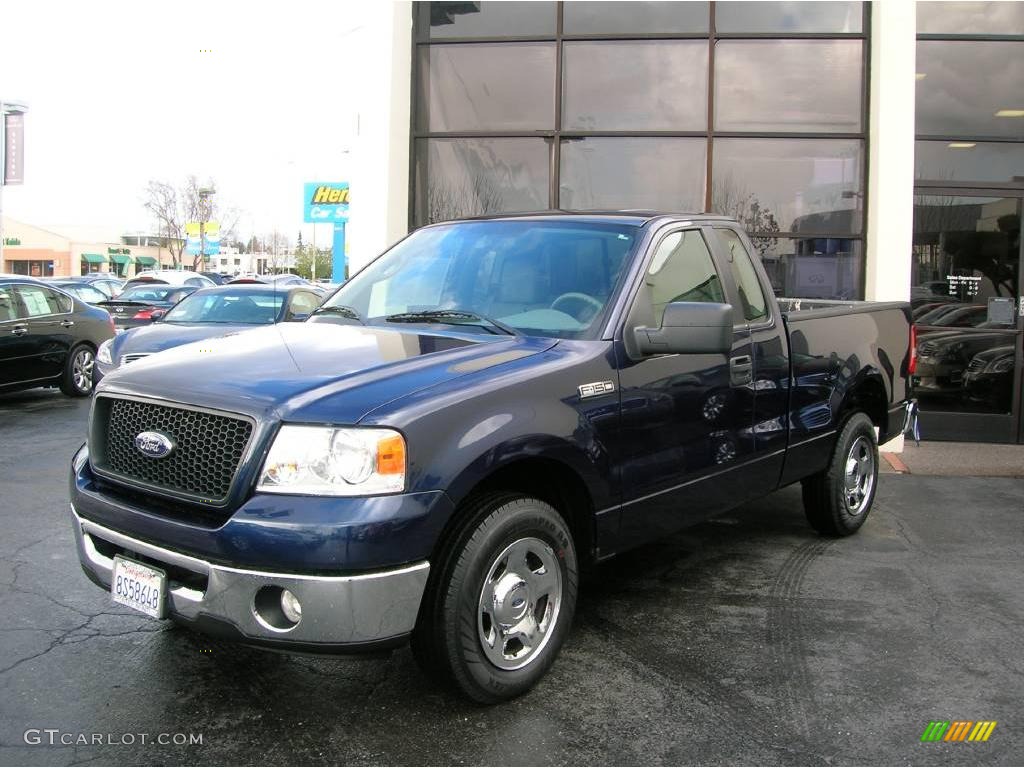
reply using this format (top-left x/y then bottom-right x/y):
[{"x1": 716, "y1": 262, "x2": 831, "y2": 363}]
[{"x1": 304, "y1": 182, "x2": 350, "y2": 223}]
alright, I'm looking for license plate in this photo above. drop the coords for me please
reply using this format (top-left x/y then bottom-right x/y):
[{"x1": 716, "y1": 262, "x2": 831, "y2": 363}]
[{"x1": 112, "y1": 556, "x2": 166, "y2": 619}]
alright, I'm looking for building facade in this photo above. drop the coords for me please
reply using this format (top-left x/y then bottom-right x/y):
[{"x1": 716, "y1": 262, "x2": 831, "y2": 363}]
[{"x1": 343, "y1": 0, "x2": 1023, "y2": 444}]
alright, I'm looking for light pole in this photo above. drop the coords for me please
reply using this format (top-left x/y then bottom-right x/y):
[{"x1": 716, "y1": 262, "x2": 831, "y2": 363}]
[
  {"x1": 0, "y1": 100, "x2": 29, "y2": 273},
  {"x1": 196, "y1": 186, "x2": 215, "y2": 272}
]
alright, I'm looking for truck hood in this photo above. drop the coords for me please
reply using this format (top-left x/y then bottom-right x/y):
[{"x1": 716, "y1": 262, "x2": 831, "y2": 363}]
[
  {"x1": 97, "y1": 322, "x2": 556, "y2": 424},
  {"x1": 111, "y1": 322, "x2": 264, "y2": 360}
]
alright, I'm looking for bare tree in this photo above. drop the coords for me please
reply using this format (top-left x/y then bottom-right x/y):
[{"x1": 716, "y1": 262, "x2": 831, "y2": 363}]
[
  {"x1": 261, "y1": 230, "x2": 291, "y2": 273},
  {"x1": 141, "y1": 175, "x2": 241, "y2": 269},
  {"x1": 427, "y1": 174, "x2": 504, "y2": 224},
  {"x1": 710, "y1": 174, "x2": 781, "y2": 257}
]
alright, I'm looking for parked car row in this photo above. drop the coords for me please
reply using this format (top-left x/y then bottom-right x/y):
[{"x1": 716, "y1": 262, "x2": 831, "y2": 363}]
[{"x1": 1, "y1": 273, "x2": 329, "y2": 399}]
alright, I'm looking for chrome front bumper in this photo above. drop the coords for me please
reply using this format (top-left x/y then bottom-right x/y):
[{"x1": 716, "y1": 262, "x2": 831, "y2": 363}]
[{"x1": 70, "y1": 504, "x2": 430, "y2": 648}]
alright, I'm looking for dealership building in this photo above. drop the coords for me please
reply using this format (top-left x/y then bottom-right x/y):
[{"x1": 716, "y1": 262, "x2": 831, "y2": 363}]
[{"x1": 342, "y1": 1, "x2": 1023, "y2": 443}]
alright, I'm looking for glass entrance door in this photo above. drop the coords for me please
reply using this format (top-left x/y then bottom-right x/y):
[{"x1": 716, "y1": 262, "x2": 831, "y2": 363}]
[{"x1": 912, "y1": 191, "x2": 1023, "y2": 443}]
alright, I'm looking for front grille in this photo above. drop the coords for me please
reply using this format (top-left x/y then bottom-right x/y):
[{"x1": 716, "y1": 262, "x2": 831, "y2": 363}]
[
  {"x1": 967, "y1": 356, "x2": 986, "y2": 373},
  {"x1": 121, "y1": 353, "x2": 151, "y2": 365},
  {"x1": 91, "y1": 396, "x2": 254, "y2": 506}
]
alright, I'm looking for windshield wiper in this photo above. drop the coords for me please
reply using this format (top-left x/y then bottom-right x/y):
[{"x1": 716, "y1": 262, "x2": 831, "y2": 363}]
[
  {"x1": 384, "y1": 309, "x2": 520, "y2": 336},
  {"x1": 309, "y1": 304, "x2": 364, "y2": 324}
]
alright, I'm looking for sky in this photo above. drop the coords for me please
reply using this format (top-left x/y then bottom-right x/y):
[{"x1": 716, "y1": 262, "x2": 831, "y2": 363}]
[{"x1": 1, "y1": 0, "x2": 366, "y2": 244}]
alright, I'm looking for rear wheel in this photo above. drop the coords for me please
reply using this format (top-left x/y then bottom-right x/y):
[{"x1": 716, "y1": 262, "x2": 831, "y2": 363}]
[
  {"x1": 411, "y1": 494, "x2": 578, "y2": 703},
  {"x1": 60, "y1": 344, "x2": 95, "y2": 397},
  {"x1": 802, "y1": 412, "x2": 878, "y2": 536}
]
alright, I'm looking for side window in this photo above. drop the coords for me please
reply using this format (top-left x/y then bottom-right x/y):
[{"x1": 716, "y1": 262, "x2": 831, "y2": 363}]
[
  {"x1": 0, "y1": 286, "x2": 19, "y2": 322},
  {"x1": 185, "y1": 277, "x2": 204, "y2": 287},
  {"x1": 15, "y1": 285, "x2": 69, "y2": 316},
  {"x1": 718, "y1": 228, "x2": 769, "y2": 324},
  {"x1": 646, "y1": 230, "x2": 725, "y2": 325}
]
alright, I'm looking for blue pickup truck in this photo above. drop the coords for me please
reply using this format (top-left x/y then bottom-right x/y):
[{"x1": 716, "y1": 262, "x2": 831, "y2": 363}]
[{"x1": 70, "y1": 213, "x2": 913, "y2": 702}]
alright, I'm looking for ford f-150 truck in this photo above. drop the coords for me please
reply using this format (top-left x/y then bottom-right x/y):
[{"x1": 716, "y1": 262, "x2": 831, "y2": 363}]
[{"x1": 70, "y1": 213, "x2": 914, "y2": 703}]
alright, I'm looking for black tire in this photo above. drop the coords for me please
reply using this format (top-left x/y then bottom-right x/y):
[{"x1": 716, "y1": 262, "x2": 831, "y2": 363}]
[
  {"x1": 802, "y1": 412, "x2": 879, "y2": 537},
  {"x1": 60, "y1": 344, "x2": 96, "y2": 397},
  {"x1": 411, "y1": 493, "x2": 578, "y2": 704}
]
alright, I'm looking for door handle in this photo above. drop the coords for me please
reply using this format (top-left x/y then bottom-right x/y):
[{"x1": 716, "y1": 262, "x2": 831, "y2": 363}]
[
  {"x1": 11, "y1": 326, "x2": 28, "y2": 336},
  {"x1": 730, "y1": 355, "x2": 753, "y2": 386},
  {"x1": 61, "y1": 319, "x2": 75, "y2": 328}
]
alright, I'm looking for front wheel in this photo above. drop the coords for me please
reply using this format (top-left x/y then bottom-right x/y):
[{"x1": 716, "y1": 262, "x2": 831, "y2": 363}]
[
  {"x1": 60, "y1": 345, "x2": 96, "y2": 397},
  {"x1": 411, "y1": 494, "x2": 578, "y2": 703},
  {"x1": 802, "y1": 412, "x2": 879, "y2": 536}
]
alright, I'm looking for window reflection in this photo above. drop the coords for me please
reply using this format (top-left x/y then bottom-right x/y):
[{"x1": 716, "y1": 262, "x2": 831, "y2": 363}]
[
  {"x1": 917, "y1": 1, "x2": 1024, "y2": 35},
  {"x1": 755, "y1": 237, "x2": 863, "y2": 300},
  {"x1": 563, "y1": 2, "x2": 709, "y2": 34},
  {"x1": 414, "y1": 138, "x2": 550, "y2": 224},
  {"x1": 712, "y1": 139, "x2": 863, "y2": 235},
  {"x1": 562, "y1": 41, "x2": 708, "y2": 131},
  {"x1": 715, "y1": 1, "x2": 862, "y2": 33},
  {"x1": 559, "y1": 138, "x2": 706, "y2": 212},
  {"x1": 912, "y1": 195, "x2": 1020, "y2": 415},
  {"x1": 417, "y1": 2, "x2": 557, "y2": 39},
  {"x1": 916, "y1": 41, "x2": 1024, "y2": 139},
  {"x1": 916, "y1": 141, "x2": 1024, "y2": 185},
  {"x1": 417, "y1": 44, "x2": 555, "y2": 131},
  {"x1": 715, "y1": 40, "x2": 862, "y2": 133}
]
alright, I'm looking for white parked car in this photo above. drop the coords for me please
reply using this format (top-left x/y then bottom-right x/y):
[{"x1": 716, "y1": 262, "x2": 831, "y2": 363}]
[{"x1": 124, "y1": 270, "x2": 216, "y2": 289}]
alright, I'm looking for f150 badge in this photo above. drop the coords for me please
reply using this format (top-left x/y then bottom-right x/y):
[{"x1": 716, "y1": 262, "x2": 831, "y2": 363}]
[{"x1": 578, "y1": 381, "x2": 615, "y2": 399}]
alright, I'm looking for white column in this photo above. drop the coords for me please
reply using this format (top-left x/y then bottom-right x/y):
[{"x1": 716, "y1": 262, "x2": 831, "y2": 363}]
[
  {"x1": 865, "y1": 0, "x2": 916, "y2": 302},
  {"x1": 866, "y1": 0, "x2": 917, "y2": 453},
  {"x1": 346, "y1": 1, "x2": 413, "y2": 275}
]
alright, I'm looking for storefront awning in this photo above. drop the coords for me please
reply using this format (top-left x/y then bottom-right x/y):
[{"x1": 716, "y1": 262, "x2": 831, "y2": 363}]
[
  {"x1": 134, "y1": 255, "x2": 158, "y2": 266},
  {"x1": 109, "y1": 254, "x2": 134, "y2": 265},
  {"x1": 81, "y1": 253, "x2": 108, "y2": 264}
]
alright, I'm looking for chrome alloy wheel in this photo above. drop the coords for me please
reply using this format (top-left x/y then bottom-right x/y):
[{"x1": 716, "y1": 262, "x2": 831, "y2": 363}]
[
  {"x1": 477, "y1": 537, "x2": 562, "y2": 671},
  {"x1": 844, "y1": 435, "x2": 875, "y2": 515},
  {"x1": 73, "y1": 348, "x2": 95, "y2": 393}
]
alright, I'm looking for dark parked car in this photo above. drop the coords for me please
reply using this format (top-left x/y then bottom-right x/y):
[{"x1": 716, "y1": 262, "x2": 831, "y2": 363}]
[
  {"x1": 229, "y1": 274, "x2": 311, "y2": 287},
  {"x1": 200, "y1": 272, "x2": 230, "y2": 285},
  {"x1": 94, "y1": 284, "x2": 326, "y2": 383},
  {"x1": 97, "y1": 284, "x2": 199, "y2": 331},
  {"x1": 963, "y1": 345, "x2": 1015, "y2": 410},
  {"x1": 0, "y1": 277, "x2": 115, "y2": 397},
  {"x1": 71, "y1": 213, "x2": 912, "y2": 702},
  {"x1": 913, "y1": 329, "x2": 1012, "y2": 398},
  {"x1": 48, "y1": 280, "x2": 110, "y2": 306},
  {"x1": 58, "y1": 275, "x2": 125, "y2": 299}
]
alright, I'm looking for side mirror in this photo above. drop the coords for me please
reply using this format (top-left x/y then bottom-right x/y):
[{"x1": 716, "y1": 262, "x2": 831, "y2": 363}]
[
  {"x1": 634, "y1": 302, "x2": 733, "y2": 356},
  {"x1": 150, "y1": 310, "x2": 166, "y2": 321}
]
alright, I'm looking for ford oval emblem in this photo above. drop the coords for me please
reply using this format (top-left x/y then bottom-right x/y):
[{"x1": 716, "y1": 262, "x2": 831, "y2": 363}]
[{"x1": 134, "y1": 431, "x2": 174, "y2": 459}]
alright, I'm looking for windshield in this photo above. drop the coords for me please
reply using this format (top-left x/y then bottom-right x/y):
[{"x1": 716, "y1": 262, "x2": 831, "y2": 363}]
[
  {"x1": 163, "y1": 290, "x2": 285, "y2": 324},
  {"x1": 117, "y1": 285, "x2": 186, "y2": 302},
  {"x1": 317, "y1": 220, "x2": 638, "y2": 339}
]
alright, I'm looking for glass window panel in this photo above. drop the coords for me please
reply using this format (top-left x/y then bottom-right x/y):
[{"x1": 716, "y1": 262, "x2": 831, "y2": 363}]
[
  {"x1": 559, "y1": 138, "x2": 706, "y2": 211},
  {"x1": 647, "y1": 231, "x2": 726, "y2": 325},
  {"x1": 414, "y1": 138, "x2": 550, "y2": 225},
  {"x1": 417, "y1": 2, "x2": 557, "y2": 39},
  {"x1": 563, "y1": 1, "x2": 709, "y2": 34},
  {"x1": 916, "y1": 141, "x2": 1024, "y2": 185},
  {"x1": 715, "y1": 40, "x2": 863, "y2": 133},
  {"x1": 712, "y1": 139, "x2": 864, "y2": 234},
  {"x1": 562, "y1": 41, "x2": 708, "y2": 131},
  {"x1": 912, "y1": 195, "x2": 1021, "y2": 415},
  {"x1": 715, "y1": 1, "x2": 862, "y2": 33},
  {"x1": 756, "y1": 237, "x2": 864, "y2": 300},
  {"x1": 916, "y1": 41, "x2": 1024, "y2": 140},
  {"x1": 917, "y1": 1, "x2": 1024, "y2": 35},
  {"x1": 417, "y1": 43, "x2": 555, "y2": 131},
  {"x1": 717, "y1": 228, "x2": 769, "y2": 323}
]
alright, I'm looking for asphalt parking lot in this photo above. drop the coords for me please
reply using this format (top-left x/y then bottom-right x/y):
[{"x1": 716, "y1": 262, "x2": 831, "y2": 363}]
[{"x1": 1, "y1": 388, "x2": 1021, "y2": 766}]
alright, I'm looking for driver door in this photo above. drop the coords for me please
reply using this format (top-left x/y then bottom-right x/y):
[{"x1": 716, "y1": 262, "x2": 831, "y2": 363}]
[{"x1": 613, "y1": 226, "x2": 756, "y2": 551}]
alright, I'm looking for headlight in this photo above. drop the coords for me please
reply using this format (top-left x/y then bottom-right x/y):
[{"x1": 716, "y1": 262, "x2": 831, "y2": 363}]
[
  {"x1": 257, "y1": 425, "x2": 406, "y2": 496},
  {"x1": 97, "y1": 339, "x2": 114, "y2": 365},
  {"x1": 989, "y1": 357, "x2": 1014, "y2": 374}
]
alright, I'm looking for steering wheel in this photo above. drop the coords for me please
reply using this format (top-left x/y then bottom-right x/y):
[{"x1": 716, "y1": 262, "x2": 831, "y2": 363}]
[{"x1": 550, "y1": 292, "x2": 603, "y2": 322}]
